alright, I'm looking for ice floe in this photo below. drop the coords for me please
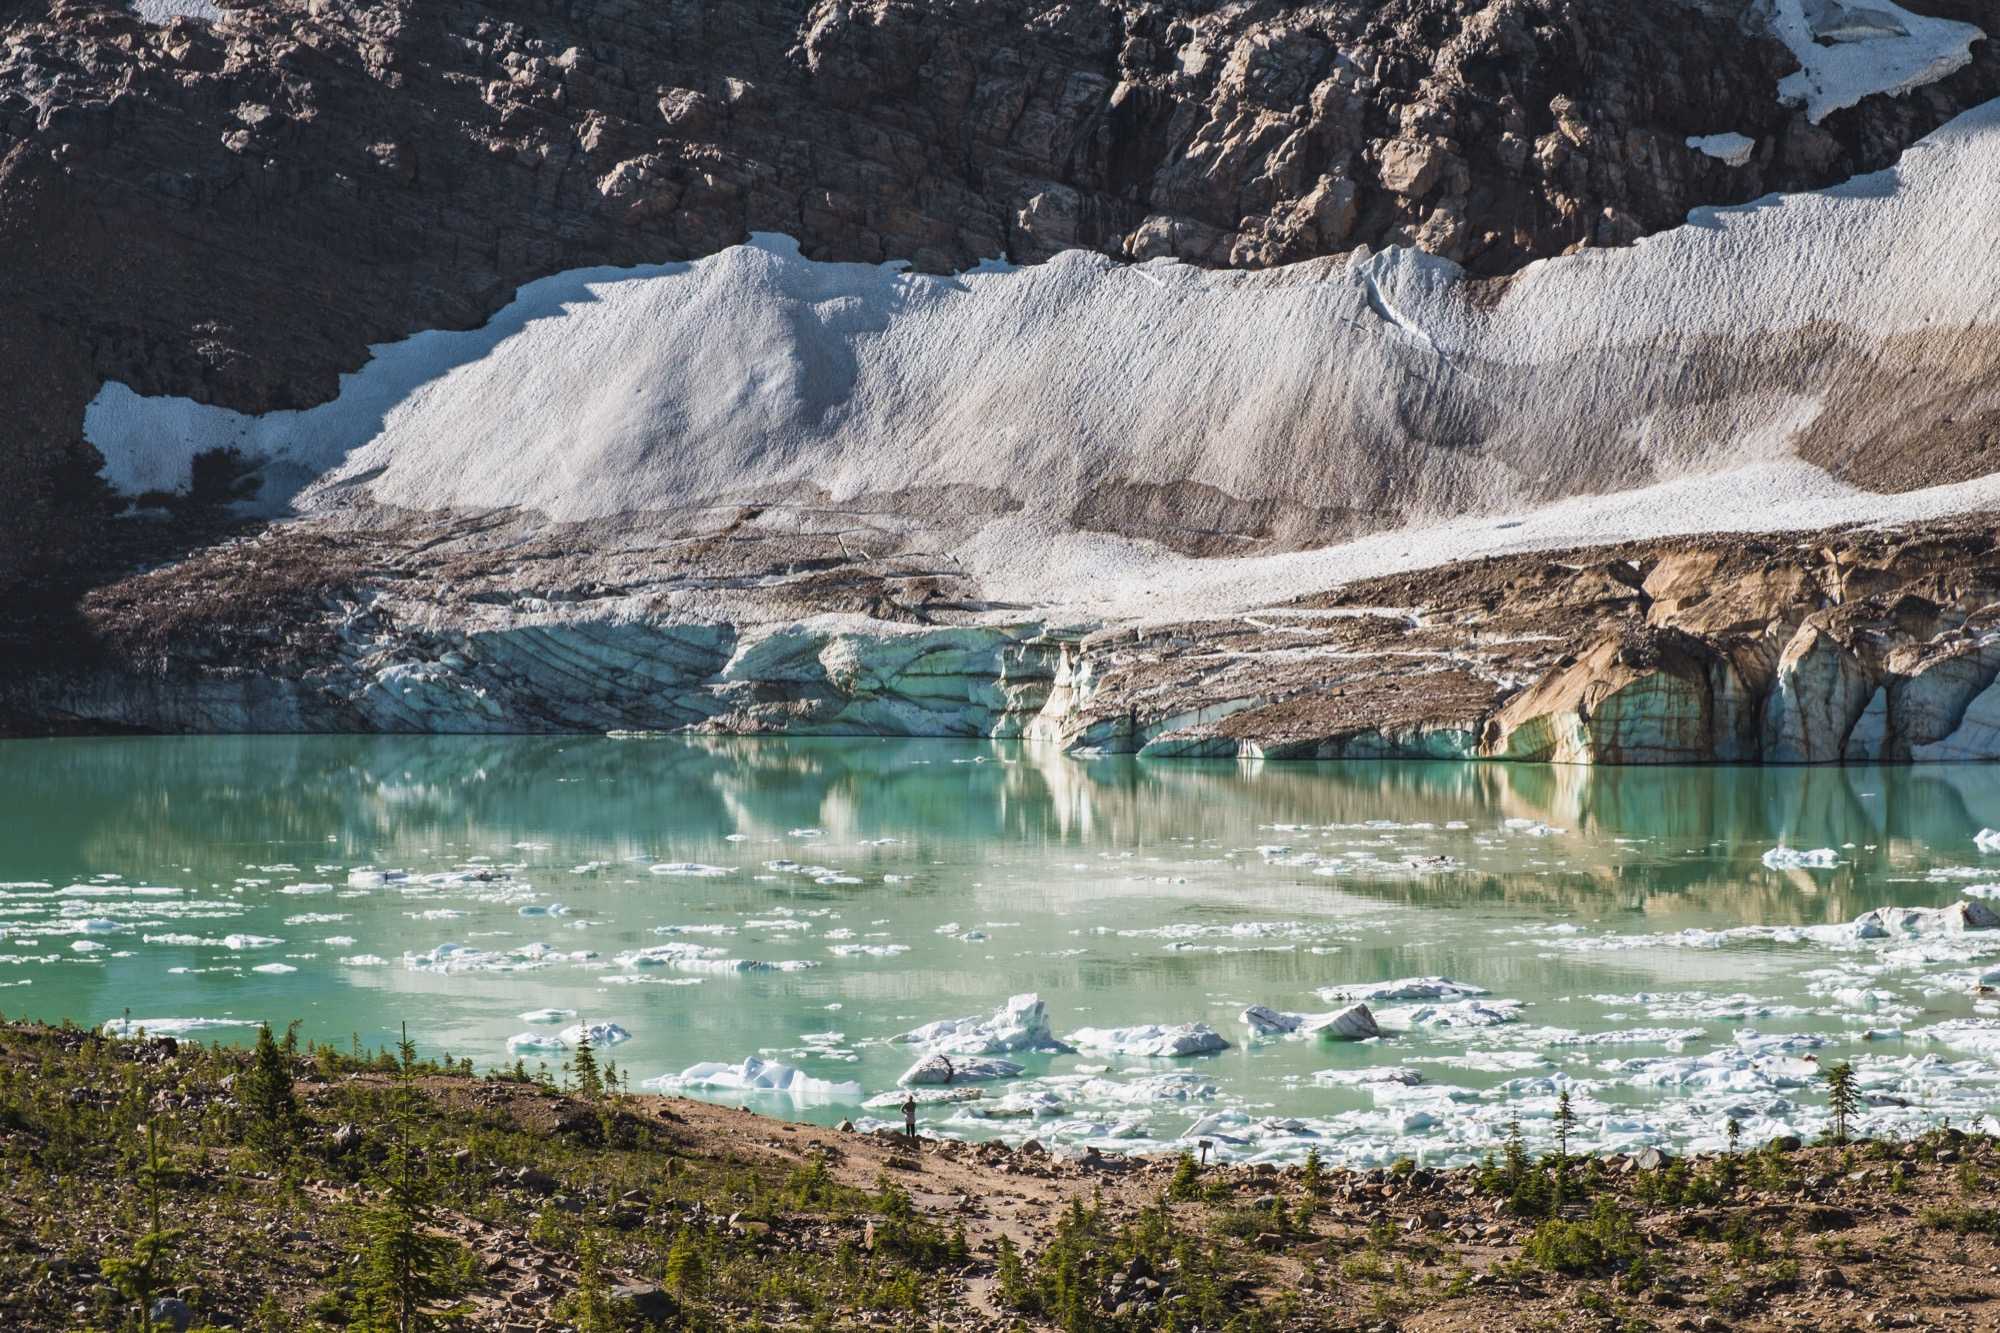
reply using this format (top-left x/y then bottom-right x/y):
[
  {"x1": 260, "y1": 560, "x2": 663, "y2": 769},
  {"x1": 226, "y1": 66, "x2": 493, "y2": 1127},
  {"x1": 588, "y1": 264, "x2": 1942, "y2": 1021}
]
[
  {"x1": 1065, "y1": 1022, "x2": 1231, "y2": 1058},
  {"x1": 1314, "y1": 977, "x2": 1488, "y2": 1004},
  {"x1": 645, "y1": 1055, "x2": 861, "y2": 1102},
  {"x1": 102, "y1": 1016, "x2": 253, "y2": 1037},
  {"x1": 898, "y1": 1053, "x2": 1025, "y2": 1085},
  {"x1": 892, "y1": 993, "x2": 1072, "y2": 1055},
  {"x1": 1240, "y1": 1003, "x2": 1379, "y2": 1040}
]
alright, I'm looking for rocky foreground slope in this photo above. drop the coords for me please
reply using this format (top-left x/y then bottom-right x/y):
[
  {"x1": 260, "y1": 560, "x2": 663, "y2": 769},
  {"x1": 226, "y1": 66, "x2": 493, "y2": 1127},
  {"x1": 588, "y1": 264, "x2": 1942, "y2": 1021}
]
[
  {"x1": 5, "y1": 0, "x2": 2000, "y2": 760},
  {"x1": 9, "y1": 1021, "x2": 2000, "y2": 1331}
]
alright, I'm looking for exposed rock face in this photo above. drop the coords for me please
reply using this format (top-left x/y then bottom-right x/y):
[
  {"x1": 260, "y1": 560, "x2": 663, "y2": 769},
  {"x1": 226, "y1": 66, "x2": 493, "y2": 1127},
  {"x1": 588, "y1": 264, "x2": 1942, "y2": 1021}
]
[
  {"x1": 18, "y1": 508, "x2": 2000, "y2": 765},
  {"x1": 3, "y1": 0, "x2": 1998, "y2": 597}
]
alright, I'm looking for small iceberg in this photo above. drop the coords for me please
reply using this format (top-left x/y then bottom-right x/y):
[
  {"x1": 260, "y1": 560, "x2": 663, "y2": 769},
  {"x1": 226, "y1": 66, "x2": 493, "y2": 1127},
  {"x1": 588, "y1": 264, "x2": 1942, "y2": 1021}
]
[
  {"x1": 893, "y1": 993, "x2": 1073, "y2": 1055},
  {"x1": 1761, "y1": 846, "x2": 1839, "y2": 870},
  {"x1": 560, "y1": 1022, "x2": 631, "y2": 1047},
  {"x1": 645, "y1": 1055, "x2": 861, "y2": 1102},
  {"x1": 897, "y1": 1053, "x2": 1025, "y2": 1086},
  {"x1": 519, "y1": 1007, "x2": 576, "y2": 1024},
  {"x1": 648, "y1": 862, "x2": 735, "y2": 877},
  {"x1": 102, "y1": 1017, "x2": 254, "y2": 1037},
  {"x1": 1852, "y1": 900, "x2": 1999, "y2": 937},
  {"x1": 1315, "y1": 977, "x2": 1488, "y2": 1004},
  {"x1": 1066, "y1": 1022, "x2": 1231, "y2": 1058},
  {"x1": 1240, "y1": 1003, "x2": 1379, "y2": 1040}
]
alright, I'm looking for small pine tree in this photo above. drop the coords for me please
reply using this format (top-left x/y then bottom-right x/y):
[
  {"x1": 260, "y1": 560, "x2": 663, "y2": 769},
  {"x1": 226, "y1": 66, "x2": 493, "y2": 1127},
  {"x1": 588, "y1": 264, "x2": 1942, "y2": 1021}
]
[
  {"x1": 240, "y1": 1023, "x2": 300, "y2": 1162},
  {"x1": 664, "y1": 1228, "x2": 703, "y2": 1298},
  {"x1": 1302, "y1": 1144, "x2": 1325, "y2": 1198},
  {"x1": 1167, "y1": 1151, "x2": 1200, "y2": 1201},
  {"x1": 995, "y1": 1234, "x2": 1027, "y2": 1306},
  {"x1": 1554, "y1": 1090, "x2": 1577, "y2": 1162},
  {"x1": 356, "y1": 1124, "x2": 461, "y2": 1333},
  {"x1": 564, "y1": 1231, "x2": 616, "y2": 1333},
  {"x1": 569, "y1": 1031, "x2": 603, "y2": 1100},
  {"x1": 1823, "y1": 1061, "x2": 1859, "y2": 1145},
  {"x1": 1726, "y1": 1117, "x2": 1743, "y2": 1155},
  {"x1": 1502, "y1": 1115, "x2": 1529, "y2": 1189},
  {"x1": 103, "y1": 1120, "x2": 180, "y2": 1332},
  {"x1": 396, "y1": 1021, "x2": 418, "y2": 1074}
]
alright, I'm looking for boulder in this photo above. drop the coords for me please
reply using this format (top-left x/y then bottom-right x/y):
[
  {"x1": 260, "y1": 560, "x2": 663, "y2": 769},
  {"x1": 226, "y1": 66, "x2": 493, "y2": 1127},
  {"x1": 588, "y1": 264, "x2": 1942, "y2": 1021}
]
[{"x1": 608, "y1": 1283, "x2": 676, "y2": 1320}]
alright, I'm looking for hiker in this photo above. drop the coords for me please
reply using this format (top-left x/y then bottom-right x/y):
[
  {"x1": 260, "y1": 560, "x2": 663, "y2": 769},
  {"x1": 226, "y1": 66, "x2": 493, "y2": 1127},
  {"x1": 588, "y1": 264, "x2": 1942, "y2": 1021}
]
[{"x1": 902, "y1": 1092, "x2": 918, "y2": 1141}]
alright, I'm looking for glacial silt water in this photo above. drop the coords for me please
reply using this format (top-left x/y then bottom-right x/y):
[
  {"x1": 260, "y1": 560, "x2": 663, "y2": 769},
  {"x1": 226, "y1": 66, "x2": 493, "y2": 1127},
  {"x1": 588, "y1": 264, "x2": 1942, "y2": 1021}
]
[{"x1": 6, "y1": 735, "x2": 2000, "y2": 1164}]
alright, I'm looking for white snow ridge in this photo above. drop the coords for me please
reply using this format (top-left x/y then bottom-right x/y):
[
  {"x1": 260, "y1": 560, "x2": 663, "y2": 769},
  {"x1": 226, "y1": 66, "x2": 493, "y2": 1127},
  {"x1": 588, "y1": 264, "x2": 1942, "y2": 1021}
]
[{"x1": 79, "y1": 98, "x2": 2000, "y2": 622}]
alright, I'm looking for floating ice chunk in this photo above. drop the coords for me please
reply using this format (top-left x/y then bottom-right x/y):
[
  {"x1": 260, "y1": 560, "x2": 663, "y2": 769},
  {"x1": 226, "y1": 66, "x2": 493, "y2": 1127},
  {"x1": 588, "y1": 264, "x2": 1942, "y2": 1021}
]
[
  {"x1": 346, "y1": 869, "x2": 406, "y2": 888},
  {"x1": 671, "y1": 957, "x2": 819, "y2": 974},
  {"x1": 964, "y1": 1090, "x2": 1067, "y2": 1119},
  {"x1": 250, "y1": 962, "x2": 297, "y2": 975},
  {"x1": 649, "y1": 863, "x2": 734, "y2": 877},
  {"x1": 1310, "y1": 1066, "x2": 1427, "y2": 1089},
  {"x1": 338, "y1": 954, "x2": 388, "y2": 966},
  {"x1": 1376, "y1": 999, "x2": 1523, "y2": 1030},
  {"x1": 1761, "y1": 846, "x2": 1839, "y2": 869},
  {"x1": 520, "y1": 1007, "x2": 576, "y2": 1024},
  {"x1": 1303, "y1": 1005, "x2": 1382, "y2": 1040},
  {"x1": 404, "y1": 941, "x2": 589, "y2": 974},
  {"x1": 1916, "y1": 1019, "x2": 2000, "y2": 1057},
  {"x1": 277, "y1": 883, "x2": 336, "y2": 896},
  {"x1": 1502, "y1": 818, "x2": 1564, "y2": 837},
  {"x1": 827, "y1": 943, "x2": 909, "y2": 958},
  {"x1": 560, "y1": 1022, "x2": 630, "y2": 1047},
  {"x1": 1065, "y1": 1071, "x2": 1220, "y2": 1104},
  {"x1": 616, "y1": 942, "x2": 725, "y2": 967},
  {"x1": 645, "y1": 1055, "x2": 860, "y2": 1102},
  {"x1": 864, "y1": 1086, "x2": 984, "y2": 1108},
  {"x1": 1240, "y1": 1003, "x2": 1378, "y2": 1040},
  {"x1": 1066, "y1": 1022, "x2": 1231, "y2": 1058},
  {"x1": 507, "y1": 1032, "x2": 567, "y2": 1054},
  {"x1": 71, "y1": 940, "x2": 105, "y2": 953},
  {"x1": 893, "y1": 993, "x2": 1073, "y2": 1055},
  {"x1": 1686, "y1": 132, "x2": 1756, "y2": 166},
  {"x1": 898, "y1": 1053, "x2": 1025, "y2": 1085},
  {"x1": 1241, "y1": 1004, "x2": 1301, "y2": 1037},
  {"x1": 1977, "y1": 829, "x2": 2000, "y2": 853},
  {"x1": 102, "y1": 1016, "x2": 253, "y2": 1037},
  {"x1": 1316, "y1": 976, "x2": 1489, "y2": 1004},
  {"x1": 222, "y1": 933, "x2": 281, "y2": 950},
  {"x1": 1852, "y1": 899, "x2": 1999, "y2": 937}
]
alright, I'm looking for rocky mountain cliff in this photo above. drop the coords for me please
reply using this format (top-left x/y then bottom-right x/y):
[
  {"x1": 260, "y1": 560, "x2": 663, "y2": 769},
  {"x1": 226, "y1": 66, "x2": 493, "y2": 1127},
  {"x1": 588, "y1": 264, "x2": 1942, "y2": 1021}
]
[{"x1": 5, "y1": 0, "x2": 2000, "y2": 761}]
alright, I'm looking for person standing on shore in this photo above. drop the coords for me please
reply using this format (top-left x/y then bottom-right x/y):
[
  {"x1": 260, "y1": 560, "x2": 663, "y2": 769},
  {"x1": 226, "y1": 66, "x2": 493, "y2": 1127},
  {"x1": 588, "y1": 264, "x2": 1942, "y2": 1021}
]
[{"x1": 902, "y1": 1092, "x2": 918, "y2": 1141}]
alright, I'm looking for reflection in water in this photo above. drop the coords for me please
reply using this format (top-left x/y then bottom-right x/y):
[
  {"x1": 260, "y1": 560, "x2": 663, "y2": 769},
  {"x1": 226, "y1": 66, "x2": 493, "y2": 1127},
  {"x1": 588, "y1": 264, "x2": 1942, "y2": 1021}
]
[{"x1": 4, "y1": 736, "x2": 2000, "y2": 1165}]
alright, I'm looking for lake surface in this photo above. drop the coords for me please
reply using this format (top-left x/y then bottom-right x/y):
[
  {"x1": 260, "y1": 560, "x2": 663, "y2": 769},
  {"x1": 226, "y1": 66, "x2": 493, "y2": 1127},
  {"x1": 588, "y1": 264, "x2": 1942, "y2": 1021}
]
[{"x1": 6, "y1": 735, "x2": 2000, "y2": 1165}]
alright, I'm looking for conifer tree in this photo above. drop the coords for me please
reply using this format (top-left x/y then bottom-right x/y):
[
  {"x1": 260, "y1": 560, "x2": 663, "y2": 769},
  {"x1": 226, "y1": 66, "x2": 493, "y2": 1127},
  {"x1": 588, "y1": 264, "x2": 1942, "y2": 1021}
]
[
  {"x1": 1823, "y1": 1061, "x2": 1860, "y2": 1145},
  {"x1": 104, "y1": 1120, "x2": 179, "y2": 1332},
  {"x1": 356, "y1": 1113, "x2": 460, "y2": 1331},
  {"x1": 569, "y1": 1029, "x2": 603, "y2": 1100},
  {"x1": 240, "y1": 1023, "x2": 300, "y2": 1162}
]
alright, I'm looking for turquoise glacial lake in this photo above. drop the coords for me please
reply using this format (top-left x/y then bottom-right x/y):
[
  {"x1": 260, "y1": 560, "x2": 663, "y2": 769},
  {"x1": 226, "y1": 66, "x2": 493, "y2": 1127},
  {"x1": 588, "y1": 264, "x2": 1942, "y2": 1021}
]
[{"x1": 6, "y1": 735, "x2": 2000, "y2": 1164}]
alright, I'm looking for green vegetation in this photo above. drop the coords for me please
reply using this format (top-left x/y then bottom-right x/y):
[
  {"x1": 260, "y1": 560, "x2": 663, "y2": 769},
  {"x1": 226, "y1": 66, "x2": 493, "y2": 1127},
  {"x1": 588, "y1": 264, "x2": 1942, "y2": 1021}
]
[
  {"x1": 996, "y1": 1194, "x2": 1263, "y2": 1332},
  {"x1": 1523, "y1": 1199, "x2": 1643, "y2": 1276},
  {"x1": 1822, "y1": 1061, "x2": 1860, "y2": 1146}
]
